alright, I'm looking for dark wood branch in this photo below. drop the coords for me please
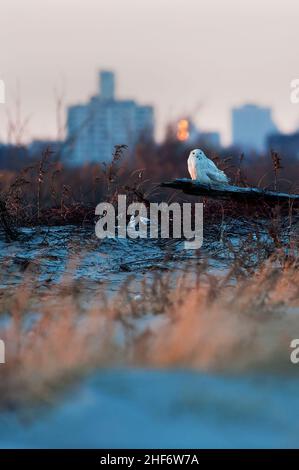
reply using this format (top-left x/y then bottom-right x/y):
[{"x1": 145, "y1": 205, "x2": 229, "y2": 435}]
[{"x1": 160, "y1": 178, "x2": 299, "y2": 204}]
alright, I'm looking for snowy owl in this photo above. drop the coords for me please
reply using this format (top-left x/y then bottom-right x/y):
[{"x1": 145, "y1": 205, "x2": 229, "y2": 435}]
[{"x1": 187, "y1": 149, "x2": 229, "y2": 185}]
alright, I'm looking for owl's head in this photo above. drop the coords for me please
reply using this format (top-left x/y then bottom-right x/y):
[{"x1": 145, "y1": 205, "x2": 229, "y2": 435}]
[{"x1": 189, "y1": 149, "x2": 206, "y2": 160}]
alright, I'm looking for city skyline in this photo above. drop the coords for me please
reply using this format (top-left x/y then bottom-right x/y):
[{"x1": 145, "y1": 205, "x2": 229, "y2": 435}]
[
  {"x1": 1, "y1": 0, "x2": 299, "y2": 145},
  {"x1": 0, "y1": 64, "x2": 292, "y2": 150},
  {"x1": 66, "y1": 70, "x2": 154, "y2": 164},
  {"x1": 232, "y1": 104, "x2": 277, "y2": 153}
]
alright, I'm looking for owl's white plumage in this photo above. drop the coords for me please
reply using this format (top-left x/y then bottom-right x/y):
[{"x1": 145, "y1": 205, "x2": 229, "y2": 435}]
[{"x1": 187, "y1": 149, "x2": 229, "y2": 185}]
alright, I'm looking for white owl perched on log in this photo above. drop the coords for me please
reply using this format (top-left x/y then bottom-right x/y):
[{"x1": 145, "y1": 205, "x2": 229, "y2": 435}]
[{"x1": 187, "y1": 149, "x2": 229, "y2": 185}]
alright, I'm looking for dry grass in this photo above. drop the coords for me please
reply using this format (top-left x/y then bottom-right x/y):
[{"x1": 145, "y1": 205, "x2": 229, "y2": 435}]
[
  {"x1": 1, "y1": 140, "x2": 299, "y2": 234},
  {"x1": 134, "y1": 260, "x2": 299, "y2": 371},
  {"x1": 1, "y1": 253, "x2": 299, "y2": 410}
]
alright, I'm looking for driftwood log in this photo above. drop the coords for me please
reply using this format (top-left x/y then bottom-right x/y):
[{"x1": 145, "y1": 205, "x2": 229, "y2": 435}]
[{"x1": 161, "y1": 178, "x2": 299, "y2": 204}]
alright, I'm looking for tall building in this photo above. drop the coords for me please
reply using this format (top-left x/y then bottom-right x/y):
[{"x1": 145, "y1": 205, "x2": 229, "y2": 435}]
[
  {"x1": 232, "y1": 104, "x2": 277, "y2": 153},
  {"x1": 99, "y1": 71, "x2": 115, "y2": 101},
  {"x1": 65, "y1": 71, "x2": 154, "y2": 165},
  {"x1": 199, "y1": 131, "x2": 221, "y2": 148},
  {"x1": 267, "y1": 131, "x2": 299, "y2": 159},
  {"x1": 173, "y1": 117, "x2": 221, "y2": 147}
]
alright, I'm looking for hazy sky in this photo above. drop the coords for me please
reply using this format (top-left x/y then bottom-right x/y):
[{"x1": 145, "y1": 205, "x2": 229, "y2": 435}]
[{"x1": 1, "y1": 0, "x2": 299, "y2": 144}]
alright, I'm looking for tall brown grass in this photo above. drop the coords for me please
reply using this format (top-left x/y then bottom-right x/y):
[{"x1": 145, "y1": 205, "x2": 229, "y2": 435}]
[
  {"x1": 1, "y1": 138, "x2": 299, "y2": 230},
  {"x1": 1, "y1": 252, "x2": 299, "y2": 409}
]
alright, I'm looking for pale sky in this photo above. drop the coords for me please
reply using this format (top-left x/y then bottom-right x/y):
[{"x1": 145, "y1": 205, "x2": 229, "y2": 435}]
[{"x1": 1, "y1": 0, "x2": 299, "y2": 145}]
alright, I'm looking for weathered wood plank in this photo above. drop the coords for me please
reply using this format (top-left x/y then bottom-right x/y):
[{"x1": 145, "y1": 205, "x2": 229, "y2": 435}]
[{"x1": 161, "y1": 178, "x2": 299, "y2": 203}]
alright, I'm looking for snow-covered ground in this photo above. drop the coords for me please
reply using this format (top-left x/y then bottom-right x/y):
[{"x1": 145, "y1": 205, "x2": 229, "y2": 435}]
[{"x1": 0, "y1": 370, "x2": 298, "y2": 448}]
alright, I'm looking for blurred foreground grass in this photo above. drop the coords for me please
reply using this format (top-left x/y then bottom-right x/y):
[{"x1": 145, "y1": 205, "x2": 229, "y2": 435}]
[{"x1": 0, "y1": 249, "x2": 299, "y2": 410}]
